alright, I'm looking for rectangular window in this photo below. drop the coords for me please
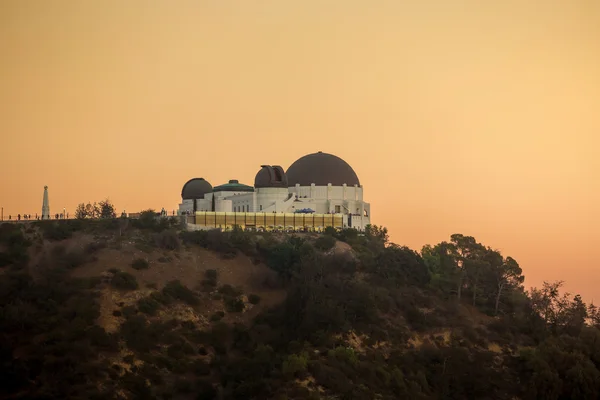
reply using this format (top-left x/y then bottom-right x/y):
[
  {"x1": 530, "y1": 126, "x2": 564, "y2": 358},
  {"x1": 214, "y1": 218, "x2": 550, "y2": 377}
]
[
  {"x1": 335, "y1": 205, "x2": 341, "y2": 213},
  {"x1": 259, "y1": 205, "x2": 263, "y2": 211}
]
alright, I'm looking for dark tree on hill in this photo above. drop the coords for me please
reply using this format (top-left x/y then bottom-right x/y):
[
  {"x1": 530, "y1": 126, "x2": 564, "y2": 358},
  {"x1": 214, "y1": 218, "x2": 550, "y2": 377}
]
[
  {"x1": 75, "y1": 202, "x2": 99, "y2": 219},
  {"x1": 98, "y1": 199, "x2": 116, "y2": 219},
  {"x1": 75, "y1": 200, "x2": 115, "y2": 219},
  {"x1": 75, "y1": 203, "x2": 87, "y2": 219},
  {"x1": 449, "y1": 234, "x2": 486, "y2": 301},
  {"x1": 491, "y1": 254, "x2": 524, "y2": 315}
]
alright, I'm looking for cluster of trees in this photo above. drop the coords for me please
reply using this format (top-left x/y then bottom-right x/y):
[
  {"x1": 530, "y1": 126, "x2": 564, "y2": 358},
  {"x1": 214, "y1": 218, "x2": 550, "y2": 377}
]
[
  {"x1": 75, "y1": 199, "x2": 117, "y2": 219},
  {"x1": 420, "y1": 233, "x2": 524, "y2": 315}
]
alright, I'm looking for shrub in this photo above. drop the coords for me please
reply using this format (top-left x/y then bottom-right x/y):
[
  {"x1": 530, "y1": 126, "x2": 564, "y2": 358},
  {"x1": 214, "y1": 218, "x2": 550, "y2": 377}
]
[
  {"x1": 200, "y1": 279, "x2": 217, "y2": 291},
  {"x1": 154, "y1": 230, "x2": 180, "y2": 250},
  {"x1": 328, "y1": 346, "x2": 358, "y2": 366},
  {"x1": 323, "y1": 226, "x2": 337, "y2": 236},
  {"x1": 200, "y1": 269, "x2": 218, "y2": 291},
  {"x1": 168, "y1": 341, "x2": 196, "y2": 359},
  {"x1": 248, "y1": 294, "x2": 261, "y2": 305},
  {"x1": 122, "y1": 306, "x2": 137, "y2": 318},
  {"x1": 195, "y1": 380, "x2": 217, "y2": 400},
  {"x1": 192, "y1": 359, "x2": 211, "y2": 376},
  {"x1": 205, "y1": 269, "x2": 218, "y2": 281},
  {"x1": 85, "y1": 241, "x2": 107, "y2": 254},
  {"x1": 210, "y1": 311, "x2": 225, "y2": 322},
  {"x1": 111, "y1": 272, "x2": 139, "y2": 291},
  {"x1": 137, "y1": 297, "x2": 161, "y2": 316},
  {"x1": 131, "y1": 258, "x2": 149, "y2": 270},
  {"x1": 218, "y1": 284, "x2": 242, "y2": 297},
  {"x1": 282, "y1": 353, "x2": 309, "y2": 379},
  {"x1": 150, "y1": 291, "x2": 173, "y2": 305},
  {"x1": 173, "y1": 378, "x2": 193, "y2": 394},
  {"x1": 315, "y1": 235, "x2": 336, "y2": 251},
  {"x1": 162, "y1": 280, "x2": 199, "y2": 306},
  {"x1": 225, "y1": 297, "x2": 245, "y2": 313},
  {"x1": 37, "y1": 221, "x2": 77, "y2": 241},
  {"x1": 133, "y1": 210, "x2": 160, "y2": 231},
  {"x1": 51, "y1": 246, "x2": 88, "y2": 269}
]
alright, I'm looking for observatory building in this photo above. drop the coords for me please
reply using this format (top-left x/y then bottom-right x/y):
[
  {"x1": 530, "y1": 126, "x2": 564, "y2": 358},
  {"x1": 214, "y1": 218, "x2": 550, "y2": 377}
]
[{"x1": 178, "y1": 152, "x2": 371, "y2": 231}]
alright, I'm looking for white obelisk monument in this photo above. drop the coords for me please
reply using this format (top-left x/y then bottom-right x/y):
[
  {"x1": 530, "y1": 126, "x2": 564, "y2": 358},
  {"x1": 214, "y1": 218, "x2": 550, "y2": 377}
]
[{"x1": 42, "y1": 186, "x2": 50, "y2": 220}]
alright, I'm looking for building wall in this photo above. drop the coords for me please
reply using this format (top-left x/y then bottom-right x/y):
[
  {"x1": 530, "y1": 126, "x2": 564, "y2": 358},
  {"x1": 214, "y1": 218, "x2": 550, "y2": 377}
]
[
  {"x1": 179, "y1": 183, "x2": 371, "y2": 229},
  {"x1": 214, "y1": 198, "x2": 233, "y2": 212},
  {"x1": 290, "y1": 183, "x2": 364, "y2": 202},
  {"x1": 254, "y1": 188, "x2": 291, "y2": 212},
  {"x1": 227, "y1": 192, "x2": 255, "y2": 212}
]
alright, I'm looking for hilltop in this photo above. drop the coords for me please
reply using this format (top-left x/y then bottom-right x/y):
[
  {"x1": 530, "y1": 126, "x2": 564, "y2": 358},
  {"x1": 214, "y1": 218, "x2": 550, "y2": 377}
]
[{"x1": 1, "y1": 214, "x2": 600, "y2": 400}]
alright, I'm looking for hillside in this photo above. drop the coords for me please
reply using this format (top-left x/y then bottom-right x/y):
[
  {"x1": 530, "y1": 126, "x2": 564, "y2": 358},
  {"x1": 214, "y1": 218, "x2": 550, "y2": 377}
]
[{"x1": 1, "y1": 215, "x2": 600, "y2": 400}]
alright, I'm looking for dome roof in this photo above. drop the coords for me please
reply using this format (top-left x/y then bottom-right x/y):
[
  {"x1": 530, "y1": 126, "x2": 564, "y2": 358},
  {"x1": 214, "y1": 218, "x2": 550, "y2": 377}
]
[
  {"x1": 181, "y1": 178, "x2": 213, "y2": 200},
  {"x1": 213, "y1": 179, "x2": 254, "y2": 192},
  {"x1": 286, "y1": 151, "x2": 360, "y2": 186},
  {"x1": 254, "y1": 165, "x2": 288, "y2": 188}
]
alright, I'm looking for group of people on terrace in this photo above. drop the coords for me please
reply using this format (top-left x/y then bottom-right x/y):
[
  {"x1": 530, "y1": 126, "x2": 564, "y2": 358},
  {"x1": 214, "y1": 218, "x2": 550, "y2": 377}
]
[{"x1": 4, "y1": 213, "x2": 69, "y2": 221}]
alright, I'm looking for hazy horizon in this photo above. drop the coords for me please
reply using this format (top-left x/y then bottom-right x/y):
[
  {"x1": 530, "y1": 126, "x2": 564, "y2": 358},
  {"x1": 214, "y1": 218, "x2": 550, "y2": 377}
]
[{"x1": 1, "y1": 1, "x2": 598, "y2": 301}]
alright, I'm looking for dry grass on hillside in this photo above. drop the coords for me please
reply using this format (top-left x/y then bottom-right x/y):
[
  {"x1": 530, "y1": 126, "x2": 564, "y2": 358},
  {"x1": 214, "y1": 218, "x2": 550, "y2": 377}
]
[{"x1": 32, "y1": 231, "x2": 289, "y2": 333}]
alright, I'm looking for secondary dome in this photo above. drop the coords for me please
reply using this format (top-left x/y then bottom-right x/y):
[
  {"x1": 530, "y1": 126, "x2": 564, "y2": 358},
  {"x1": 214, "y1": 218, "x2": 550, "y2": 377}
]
[
  {"x1": 286, "y1": 151, "x2": 360, "y2": 186},
  {"x1": 213, "y1": 179, "x2": 254, "y2": 192},
  {"x1": 254, "y1": 165, "x2": 288, "y2": 188},
  {"x1": 181, "y1": 178, "x2": 213, "y2": 200}
]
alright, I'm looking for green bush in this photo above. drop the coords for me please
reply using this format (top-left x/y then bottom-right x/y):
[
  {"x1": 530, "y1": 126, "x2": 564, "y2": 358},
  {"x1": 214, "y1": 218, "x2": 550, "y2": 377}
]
[
  {"x1": 210, "y1": 311, "x2": 225, "y2": 322},
  {"x1": 200, "y1": 269, "x2": 218, "y2": 291},
  {"x1": 225, "y1": 297, "x2": 245, "y2": 313},
  {"x1": 137, "y1": 297, "x2": 161, "y2": 316},
  {"x1": 36, "y1": 220, "x2": 79, "y2": 241},
  {"x1": 218, "y1": 284, "x2": 242, "y2": 297},
  {"x1": 111, "y1": 272, "x2": 139, "y2": 291},
  {"x1": 192, "y1": 359, "x2": 211, "y2": 376},
  {"x1": 131, "y1": 258, "x2": 149, "y2": 270},
  {"x1": 248, "y1": 294, "x2": 261, "y2": 305},
  {"x1": 154, "y1": 230, "x2": 180, "y2": 250},
  {"x1": 282, "y1": 353, "x2": 309, "y2": 379},
  {"x1": 205, "y1": 269, "x2": 218, "y2": 281},
  {"x1": 162, "y1": 280, "x2": 199, "y2": 306},
  {"x1": 150, "y1": 291, "x2": 173, "y2": 305},
  {"x1": 315, "y1": 235, "x2": 336, "y2": 251},
  {"x1": 122, "y1": 305, "x2": 137, "y2": 318},
  {"x1": 0, "y1": 226, "x2": 31, "y2": 268}
]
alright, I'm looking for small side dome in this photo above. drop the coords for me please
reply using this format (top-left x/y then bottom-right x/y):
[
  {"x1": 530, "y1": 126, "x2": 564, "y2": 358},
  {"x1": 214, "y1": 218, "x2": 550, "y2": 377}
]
[
  {"x1": 213, "y1": 179, "x2": 254, "y2": 192},
  {"x1": 254, "y1": 165, "x2": 288, "y2": 188},
  {"x1": 181, "y1": 178, "x2": 213, "y2": 200}
]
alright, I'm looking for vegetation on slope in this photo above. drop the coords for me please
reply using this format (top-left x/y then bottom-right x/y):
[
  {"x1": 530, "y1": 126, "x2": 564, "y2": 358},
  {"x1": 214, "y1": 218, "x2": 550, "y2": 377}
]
[{"x1": 1, "y1": 213, "x2": 599, "y2": 399}]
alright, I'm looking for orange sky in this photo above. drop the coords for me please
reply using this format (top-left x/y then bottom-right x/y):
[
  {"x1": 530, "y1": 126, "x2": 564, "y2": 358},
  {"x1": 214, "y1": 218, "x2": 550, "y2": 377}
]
[{"x1": 1, "y1": 1, "x2": 598, "y2": 301}]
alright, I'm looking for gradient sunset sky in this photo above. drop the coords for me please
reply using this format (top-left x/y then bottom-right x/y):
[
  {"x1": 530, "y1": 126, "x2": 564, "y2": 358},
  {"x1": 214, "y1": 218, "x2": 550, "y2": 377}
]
[{"x1": 1, "y1": 1, "x2": 598, "y2": 300}]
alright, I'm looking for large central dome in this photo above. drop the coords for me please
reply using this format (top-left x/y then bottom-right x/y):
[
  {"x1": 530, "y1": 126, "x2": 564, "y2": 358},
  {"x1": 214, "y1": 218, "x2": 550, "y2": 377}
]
[{"x1": 286, "y1": 151, "x2": 360, "y2": 187}]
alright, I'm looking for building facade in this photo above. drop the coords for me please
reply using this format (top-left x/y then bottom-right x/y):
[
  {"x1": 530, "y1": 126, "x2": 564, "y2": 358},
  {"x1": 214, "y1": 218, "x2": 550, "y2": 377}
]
[{"x1": 178, "y1": 151, "x2": 371, "y2": 230}]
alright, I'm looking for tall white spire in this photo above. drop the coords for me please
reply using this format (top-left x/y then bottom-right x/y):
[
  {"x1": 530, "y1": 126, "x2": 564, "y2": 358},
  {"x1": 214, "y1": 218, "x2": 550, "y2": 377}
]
[{"x1": 42, "y1": 186, "x2": 50, "y2": 220}]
